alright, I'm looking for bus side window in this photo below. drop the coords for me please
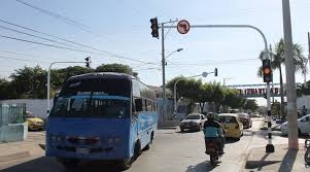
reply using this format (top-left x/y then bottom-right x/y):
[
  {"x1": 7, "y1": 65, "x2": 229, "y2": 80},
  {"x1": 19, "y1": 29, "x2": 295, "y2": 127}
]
[
  {"x1": 135, "y1": 98, "x2": 143, "y2": 112},
  {"x1": 144, "y1": 99, "x2": 148, "y2": 111}
]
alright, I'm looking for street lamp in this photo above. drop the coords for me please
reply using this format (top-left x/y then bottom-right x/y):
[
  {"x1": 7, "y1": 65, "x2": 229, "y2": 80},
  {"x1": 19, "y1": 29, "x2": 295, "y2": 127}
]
[
  {"x1": 173, "y1": 71, "x2": 208, "y2": 115},
  {"x1": 162, "y1": 48, "x2": 184, "y2": 120},
  {"x1": 165, "y1": 48, "x2": 184, "y2": 61}
]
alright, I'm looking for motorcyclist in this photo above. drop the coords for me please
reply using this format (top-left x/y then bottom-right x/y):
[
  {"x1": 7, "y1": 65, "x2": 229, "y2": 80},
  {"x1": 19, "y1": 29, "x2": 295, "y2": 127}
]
[{"x1": 203, "y1": 112, "x2": 225, "y2": 154}]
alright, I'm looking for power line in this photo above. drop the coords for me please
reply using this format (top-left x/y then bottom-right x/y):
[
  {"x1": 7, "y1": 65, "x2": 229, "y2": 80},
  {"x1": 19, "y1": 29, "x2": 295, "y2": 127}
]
[
  {"x1": 0, "y1": 55, "x2": 49, "y2": 63},
  {"x1": 14, "y1": 0, "x2": 110, "y2": 40},
  {"x1": 168, "y1": 58, "x2": 258, "y2": 66},
  {"x1": 0, "y1": 19, "x2": 154, "y2": 64},
  {"x1": 0, "y1": 34, "x2": 100, "y2": 54},
  {"x1": 15, "y1": 0, "x2": 89, "y2": 30},
  {"x1": 0, "y1": 25, "x2": 71, "y2": 47},
  {"x1": 164, "y1": 58, "x2": 258, "y2": 68}
]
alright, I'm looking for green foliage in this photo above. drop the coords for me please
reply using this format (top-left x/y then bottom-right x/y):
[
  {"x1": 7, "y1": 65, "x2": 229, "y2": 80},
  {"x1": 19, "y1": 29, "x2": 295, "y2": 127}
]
[
  {"x1": 95, "y1": 63, "x2": 134, "y2": 75},
  {"x1": 271, "y1": 101, "x2": 280, "y2": 117},
  {"x1": 222, "y1": 89, "x2": 244, "y2": 109},
  {"x1": 243, "y1": 99, "x2": 259, "y2": 112},
  {"x1": 0, "y1": 63, "x2": 137, "y2": 99},
  {"x1": 167, "y1": 76, "x2": 249, "y2": 112}
]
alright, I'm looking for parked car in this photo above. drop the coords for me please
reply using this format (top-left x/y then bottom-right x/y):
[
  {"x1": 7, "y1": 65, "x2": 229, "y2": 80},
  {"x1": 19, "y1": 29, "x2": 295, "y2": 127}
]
[
  {"x1": 218, "y1": 113, "x2": 244, "y2": 140},
  {"x1": 179, "y1": 113, "x2": 206, "y2": 132},
  {"x1": 26, "y1": 111, "x2": 44, "y2": 131},
  {"x1": 238, "y1": 113, "x2": 252, "y2": 129},
  {"x1": 280, "y1": 114, "x2": 310, "y2": 135}
]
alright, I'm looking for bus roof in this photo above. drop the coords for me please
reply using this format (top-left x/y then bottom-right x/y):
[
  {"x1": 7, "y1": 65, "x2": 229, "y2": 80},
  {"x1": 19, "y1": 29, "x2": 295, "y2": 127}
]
[{"x1": 67, "y1": 72, "x2": 133, "y2": 81}]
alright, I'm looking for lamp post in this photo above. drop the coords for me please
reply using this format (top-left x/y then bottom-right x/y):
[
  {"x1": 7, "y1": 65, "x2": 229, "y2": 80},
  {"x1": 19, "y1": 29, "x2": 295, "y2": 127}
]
[
  {"x1": 162, "y1": 48, "x2": 183, "y2": 120},
  {"x1": 174, "y1": 71, "x2": 208, "y2": 115},
  {"x1": 165, "y1": 48, "x2": 183, "y2": 65},
  {"x1": 46, "y1": 59, "x2": 90, "y2": 116}
]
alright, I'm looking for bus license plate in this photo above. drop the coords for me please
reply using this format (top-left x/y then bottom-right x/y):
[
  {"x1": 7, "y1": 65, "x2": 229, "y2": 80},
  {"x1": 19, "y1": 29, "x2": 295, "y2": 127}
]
[{"x1": 76, "y1": 148, "x2": 89, "y2": 154}]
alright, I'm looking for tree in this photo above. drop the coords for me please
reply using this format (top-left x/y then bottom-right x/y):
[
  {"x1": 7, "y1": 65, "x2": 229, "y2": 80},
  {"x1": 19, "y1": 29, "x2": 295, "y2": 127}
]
[
  {"x1": 10, "y1": 66, "x2": 47, "y2": 98},
  {"x1": 243, "y1": 99, "x2": 259, "y2": 112},
  {"x1": 257, "y1": 39, "x2": 306, "y2": 120},
  {"x1": 296, "y1": 82, "x2": 310, "y2": 97},
  {"x1": 0, "y1": 78, "x2": 12, "y2": 100},
  {"x1": 52, "y1": 66, "x2": 94, "y2": 89},
  {"x1": 95, "y1": 63, "x2": 134, "y2": 75},
  {"x1": 206, "y1": 82, "x2": 226, "y2": 112},
  {"x1": 222, "y1": 88, "x2": 244, "y2": 109}
]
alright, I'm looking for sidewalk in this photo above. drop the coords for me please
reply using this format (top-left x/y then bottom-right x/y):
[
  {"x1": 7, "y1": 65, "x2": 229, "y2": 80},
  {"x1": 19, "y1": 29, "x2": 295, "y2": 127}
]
[
  {"x1": 0, "y1": 132, "x2": 44, "y2": 164},
  {"x1": 243, "y1": 144, "x2": 308, "y2": 172}
]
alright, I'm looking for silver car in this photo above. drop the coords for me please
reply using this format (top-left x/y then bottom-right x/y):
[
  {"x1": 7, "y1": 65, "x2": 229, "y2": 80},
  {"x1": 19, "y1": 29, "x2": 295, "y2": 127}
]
[{"x1": 179, "y1": 113, "x2": 206, "y2": 132}]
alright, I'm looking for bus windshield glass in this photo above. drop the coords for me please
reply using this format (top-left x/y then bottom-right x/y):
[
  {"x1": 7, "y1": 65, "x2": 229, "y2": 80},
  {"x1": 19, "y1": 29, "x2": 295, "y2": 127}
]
[{"x1": 50, "y1": 77, "x2": 131, "y2": 118}]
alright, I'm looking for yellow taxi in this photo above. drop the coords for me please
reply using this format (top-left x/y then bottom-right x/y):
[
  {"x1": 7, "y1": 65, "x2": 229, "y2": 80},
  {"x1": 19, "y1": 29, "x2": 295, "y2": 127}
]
[
  {"x1": 218, "y1": 113, "x2": 244, "y2": 140},
  {"x1": 26, "y1": 111, "x2": 45, "y2": 131}
]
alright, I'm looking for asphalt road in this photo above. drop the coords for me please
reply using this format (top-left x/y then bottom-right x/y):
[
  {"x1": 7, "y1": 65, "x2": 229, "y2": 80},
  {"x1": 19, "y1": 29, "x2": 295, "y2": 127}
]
[{"x1": 0, "y1": 118, "x2": 279, "y2": 172}]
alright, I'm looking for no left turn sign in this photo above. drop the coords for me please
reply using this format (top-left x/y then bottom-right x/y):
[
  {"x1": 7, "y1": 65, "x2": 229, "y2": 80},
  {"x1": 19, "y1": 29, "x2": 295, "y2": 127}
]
[{"x1": 177, "y1": 20, "x2": 190, "y2": 34}]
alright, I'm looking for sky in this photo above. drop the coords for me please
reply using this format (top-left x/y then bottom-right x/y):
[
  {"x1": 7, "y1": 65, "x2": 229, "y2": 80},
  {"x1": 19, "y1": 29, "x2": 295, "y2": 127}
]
[{"x1": 0, "y1": 0, "x2": 309, "y2": 106}]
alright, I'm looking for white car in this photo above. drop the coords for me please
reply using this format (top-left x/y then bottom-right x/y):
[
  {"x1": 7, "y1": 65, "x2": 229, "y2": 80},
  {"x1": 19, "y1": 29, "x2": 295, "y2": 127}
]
[{"x1": 280, "y1": 114, "x2": 310, "y2": 135}]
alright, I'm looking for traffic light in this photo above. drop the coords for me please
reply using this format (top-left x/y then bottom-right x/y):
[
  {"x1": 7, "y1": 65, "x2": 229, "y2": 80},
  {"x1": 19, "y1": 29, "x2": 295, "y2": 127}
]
[
  {"x1": 85, "y1": 56, "x2": 91, "y2": 68},
  {"x1": 214, "y1": 68, "x2": 218, "y2": 77},
  {"x1": 150, "y1": 17, "x2": 159, "y2": 38},
  {"x1": 262, "y1": 59, "x2": 272, "y2": 82}
]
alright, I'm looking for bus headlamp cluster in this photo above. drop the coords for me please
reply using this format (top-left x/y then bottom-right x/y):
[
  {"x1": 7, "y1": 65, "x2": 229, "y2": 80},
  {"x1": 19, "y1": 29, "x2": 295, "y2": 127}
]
[
  {"x1": 107, "y1": 136, "x2": 121, "y2": 144},
  {"x1": 49, "y1": 134, "x2": 64, "y2": 142}
]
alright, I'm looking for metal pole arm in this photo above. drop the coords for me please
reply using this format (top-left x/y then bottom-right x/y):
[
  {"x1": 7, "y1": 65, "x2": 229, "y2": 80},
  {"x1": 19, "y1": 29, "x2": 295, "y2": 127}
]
[{"x1": 47, "y1": 61, "x2": 88, "y2": 116}]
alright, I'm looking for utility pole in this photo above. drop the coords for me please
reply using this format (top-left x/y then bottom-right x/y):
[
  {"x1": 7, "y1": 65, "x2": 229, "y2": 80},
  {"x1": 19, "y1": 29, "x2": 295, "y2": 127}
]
[
  {"x1": 282, "y1": 0, "x2": 298, "y2": 150},
  {"x1": 161, "y1": 23, "x2": 167, "y2": 120}
]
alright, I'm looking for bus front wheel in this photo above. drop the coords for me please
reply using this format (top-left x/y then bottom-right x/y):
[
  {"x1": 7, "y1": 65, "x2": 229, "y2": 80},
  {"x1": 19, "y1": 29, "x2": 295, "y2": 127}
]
[
  {"x1": 118, "y1": 158, "x2": 133, "y2": 170},
  {"x1": 119, "y1": 141, "x2": 141, "y2": 170},
  {"x1": 57, "y1": 158, "x2": 79, "y2": 170}
]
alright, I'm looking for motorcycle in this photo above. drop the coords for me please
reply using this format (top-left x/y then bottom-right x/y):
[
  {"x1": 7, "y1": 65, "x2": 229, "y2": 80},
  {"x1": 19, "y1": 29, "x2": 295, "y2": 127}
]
[{"x1": 205, "y1": 140, "x2": 221, "y2": 166}]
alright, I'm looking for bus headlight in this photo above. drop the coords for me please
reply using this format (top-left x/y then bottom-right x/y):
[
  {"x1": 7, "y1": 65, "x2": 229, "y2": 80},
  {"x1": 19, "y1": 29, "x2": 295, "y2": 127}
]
[
  {"x1": 114, "y1": 137, "x2": 121, "y2": 143},
  {"x1": 107, "y1": 136, "x2": 121, "y2": 144},
  {"x1": 49, "y1": 134, "x2": 64, "y2": 142}
]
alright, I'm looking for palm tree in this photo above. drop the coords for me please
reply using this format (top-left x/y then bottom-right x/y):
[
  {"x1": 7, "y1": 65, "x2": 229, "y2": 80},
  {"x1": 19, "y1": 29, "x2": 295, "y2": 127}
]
[{"x1": 257, "y1": 38, "x2": 306, "y2": 120}]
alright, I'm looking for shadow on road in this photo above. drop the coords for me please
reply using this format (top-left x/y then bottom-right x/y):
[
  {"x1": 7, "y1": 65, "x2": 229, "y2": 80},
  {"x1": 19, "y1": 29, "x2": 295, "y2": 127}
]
[
  {"x1": 1, "y1": 156, "x2": 129, "y2": 172},
  {"x1": 278, "y1": 148, "x2": 298, "y2": 172},
  {"x1": 185, "y1": 160, "x2": 222, "y2": 172}
]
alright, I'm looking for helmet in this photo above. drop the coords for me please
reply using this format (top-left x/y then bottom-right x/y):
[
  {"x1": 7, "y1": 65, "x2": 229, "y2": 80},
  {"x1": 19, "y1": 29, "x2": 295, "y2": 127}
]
[
  {"x1": 207, "y1": 112, "x2": 215, "y2": 121},
  {"x1": 207, "y1": 112, "x2": 219, "y2": 121}
]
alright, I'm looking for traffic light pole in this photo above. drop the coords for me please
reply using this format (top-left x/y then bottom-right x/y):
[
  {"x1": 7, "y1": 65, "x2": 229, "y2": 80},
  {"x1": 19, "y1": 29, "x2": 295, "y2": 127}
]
[
  {"x1": 158, "y1": 19, "x2": 178, "y2": 121},
  {"x1": 161, "y1": 24, "x2": 274, "y2": 152},
  {"x1": 46, "y1": 61, "x2": 89, "y2": 116}
]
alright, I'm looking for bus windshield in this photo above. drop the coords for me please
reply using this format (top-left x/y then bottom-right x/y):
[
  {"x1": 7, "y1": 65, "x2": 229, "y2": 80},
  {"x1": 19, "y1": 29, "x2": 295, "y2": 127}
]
[
  {"x1": 50, "y1": 77, "x2": 131, "y2": 118},
  {"x1": 50, "y1": 97, "x2": 130, "y2": 118}
]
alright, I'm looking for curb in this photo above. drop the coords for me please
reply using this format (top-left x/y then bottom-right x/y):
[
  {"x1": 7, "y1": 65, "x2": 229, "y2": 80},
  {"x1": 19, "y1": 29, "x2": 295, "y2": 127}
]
[{"x1": 0, "y1": 151, "x2": 30, "y2": 163}]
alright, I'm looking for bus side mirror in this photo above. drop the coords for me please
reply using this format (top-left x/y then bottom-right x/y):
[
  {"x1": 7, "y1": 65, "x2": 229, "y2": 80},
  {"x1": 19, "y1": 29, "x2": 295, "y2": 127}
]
[{"x1": 135, "y1": 98, "x2": 143, "y2": 112}]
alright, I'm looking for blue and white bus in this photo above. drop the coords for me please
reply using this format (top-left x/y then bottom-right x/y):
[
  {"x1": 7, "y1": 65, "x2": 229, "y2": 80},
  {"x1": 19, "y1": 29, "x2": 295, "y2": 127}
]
[{"x1": 46, "y1": 72, "x2": 158, "y2": 170}]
